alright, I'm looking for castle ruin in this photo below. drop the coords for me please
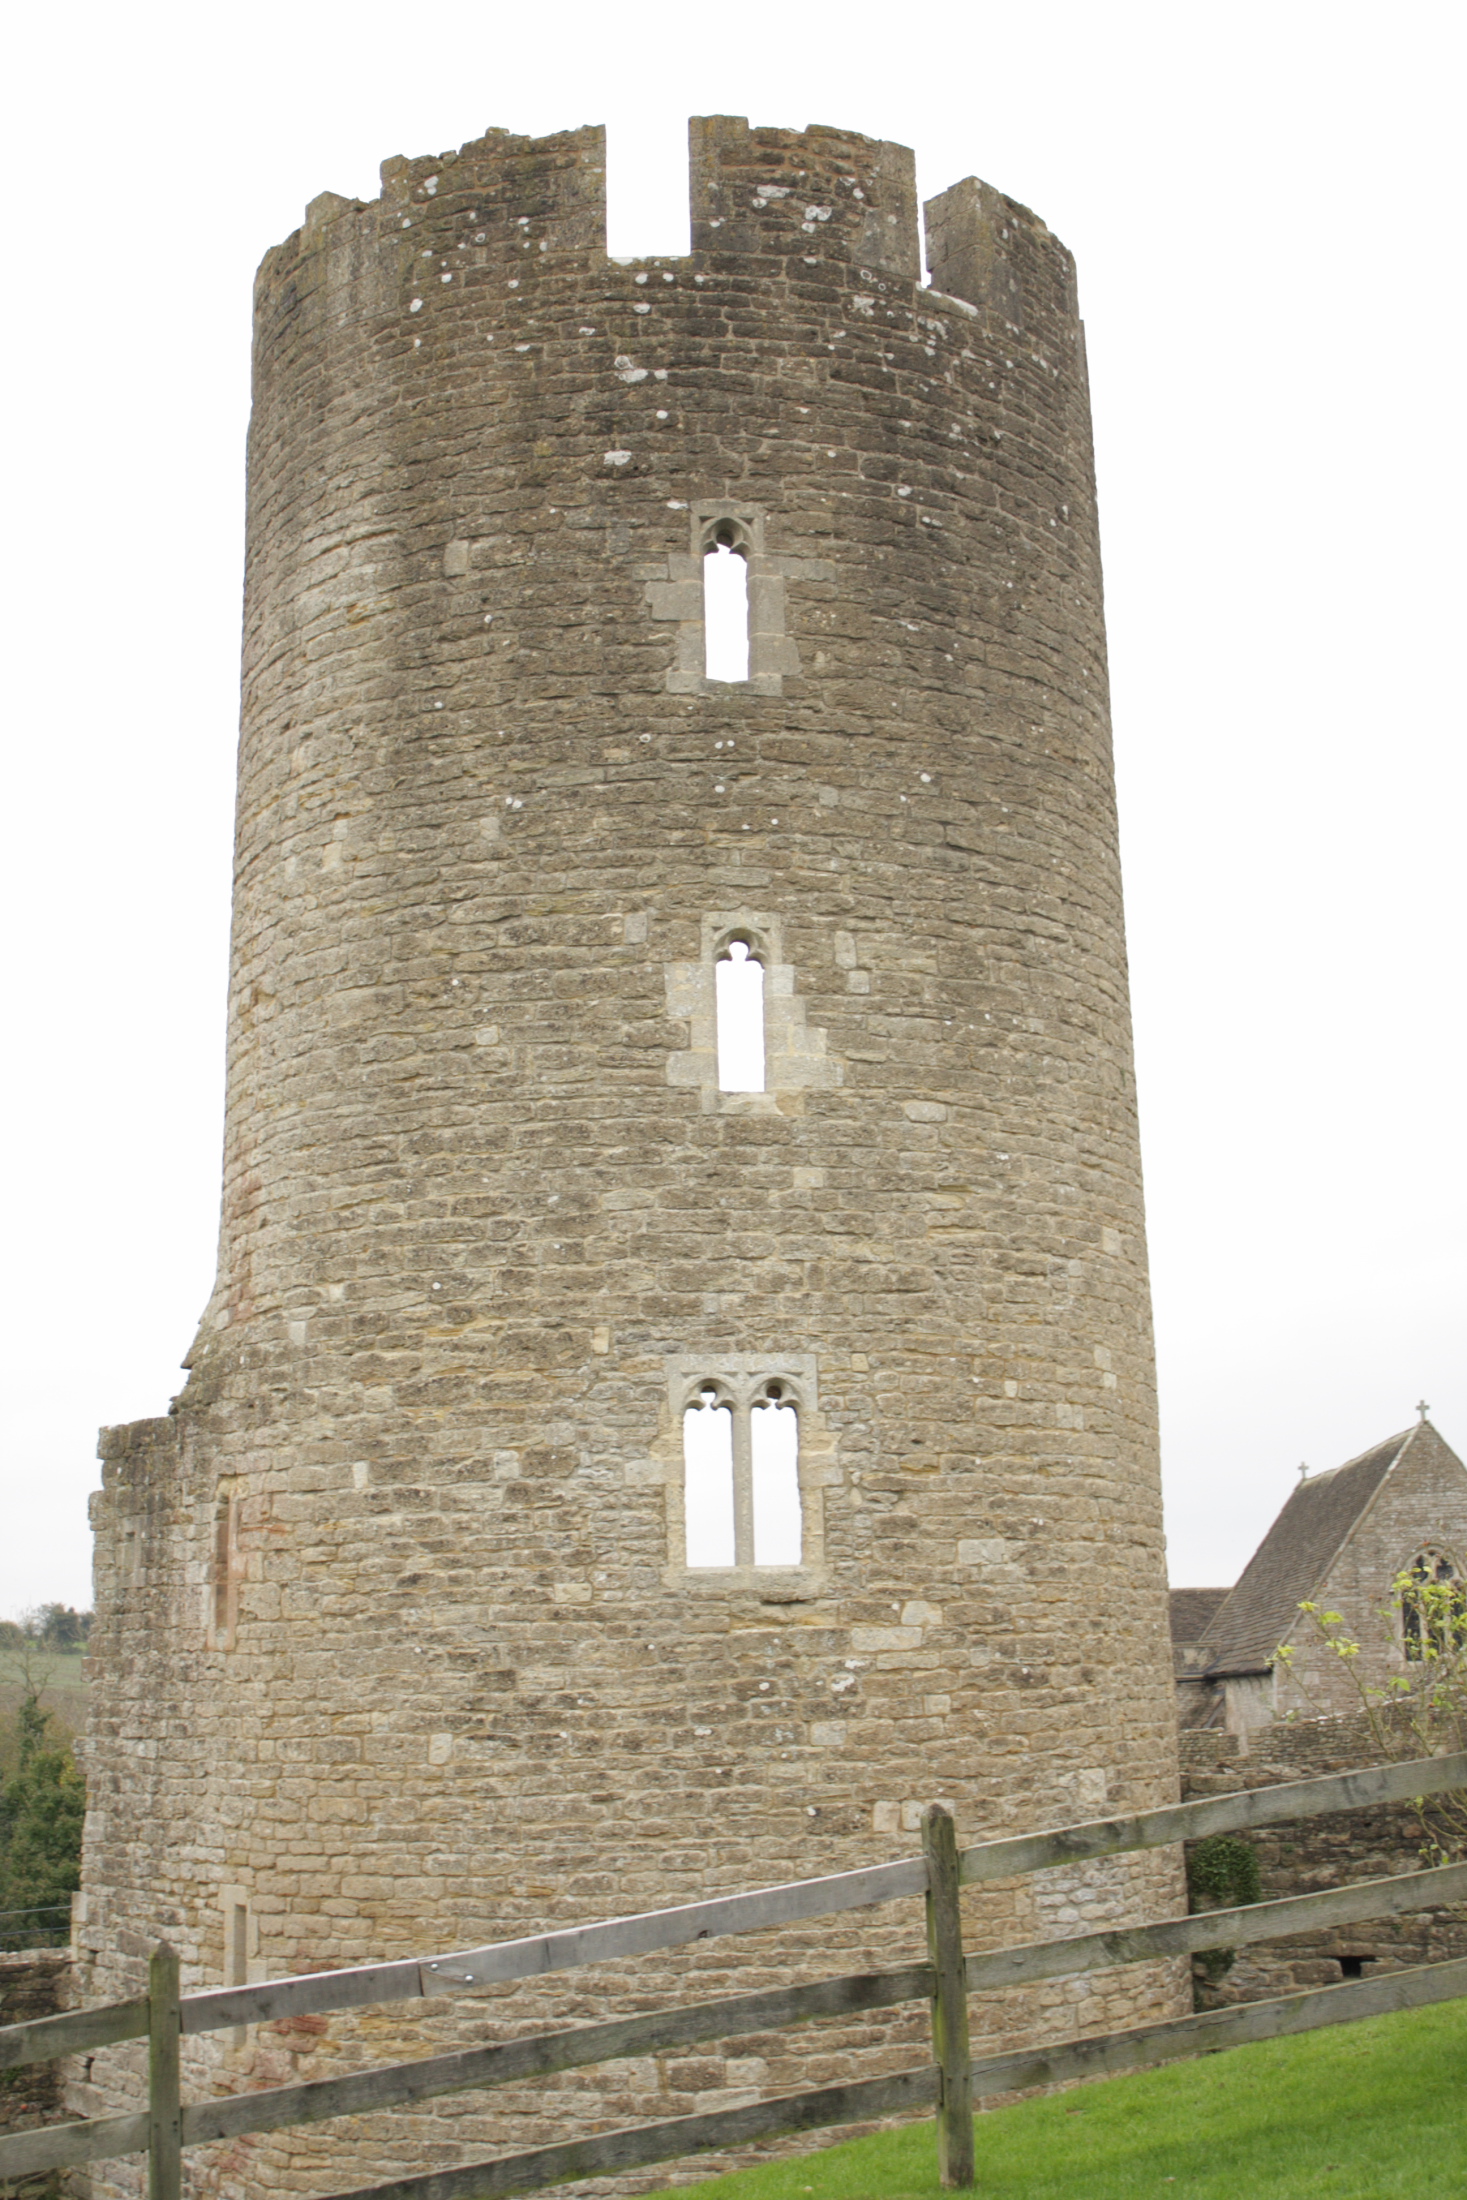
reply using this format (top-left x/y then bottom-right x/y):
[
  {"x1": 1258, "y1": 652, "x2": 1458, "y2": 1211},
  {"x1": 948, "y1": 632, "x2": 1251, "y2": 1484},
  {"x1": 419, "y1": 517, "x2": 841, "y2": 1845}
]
[{"x1": 77, "y1": 115, "x2": 1187, "y2": 2195}]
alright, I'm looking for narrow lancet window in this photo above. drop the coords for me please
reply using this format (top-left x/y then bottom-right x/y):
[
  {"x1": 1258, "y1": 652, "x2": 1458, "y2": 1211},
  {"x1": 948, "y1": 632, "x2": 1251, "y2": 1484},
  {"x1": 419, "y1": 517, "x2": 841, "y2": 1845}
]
[
  {"x1": 683, "y1": 1386, "x2": 736, "y2": 1567},
  {"x1": 750, "y1": 1382, "x2": 802, "y2": 1566},
  {"x1": 703, "y1": 535, "x2": 749, "y2": 682},
  {"x1": 716, "y1": 938, "x2": 765, "y2": 1092}
]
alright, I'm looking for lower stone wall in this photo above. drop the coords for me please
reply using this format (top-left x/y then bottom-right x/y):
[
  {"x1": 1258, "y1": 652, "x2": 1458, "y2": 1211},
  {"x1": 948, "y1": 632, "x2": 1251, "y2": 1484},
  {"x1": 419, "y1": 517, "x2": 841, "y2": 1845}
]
[
  {"x1": 1180, "y1": 1715, "x2": 1467, "y2": 2009},
  {"x1": 0, "y1": 1945, "x2": 73, "y2": 2195},
  {"x1": 68, "y1": 1858, "x2": 1185, "y2": 2200}
]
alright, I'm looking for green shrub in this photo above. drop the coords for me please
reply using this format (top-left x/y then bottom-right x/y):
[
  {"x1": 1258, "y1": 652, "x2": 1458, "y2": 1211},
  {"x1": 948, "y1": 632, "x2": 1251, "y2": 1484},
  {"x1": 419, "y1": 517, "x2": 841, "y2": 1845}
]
[
  {"x1": 1187, "y1": 1833, "x2": 1263, "y2": 1909},
  {"x1": 1186, "y1": 1834, "x2": 1262, "y2": 1983}
]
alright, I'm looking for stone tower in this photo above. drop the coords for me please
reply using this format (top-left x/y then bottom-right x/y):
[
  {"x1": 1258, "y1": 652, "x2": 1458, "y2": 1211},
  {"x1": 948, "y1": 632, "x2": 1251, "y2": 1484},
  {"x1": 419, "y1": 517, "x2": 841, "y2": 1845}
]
[{"x1": 79, "y1": 117, "x2": 1185, "y2": 2195}]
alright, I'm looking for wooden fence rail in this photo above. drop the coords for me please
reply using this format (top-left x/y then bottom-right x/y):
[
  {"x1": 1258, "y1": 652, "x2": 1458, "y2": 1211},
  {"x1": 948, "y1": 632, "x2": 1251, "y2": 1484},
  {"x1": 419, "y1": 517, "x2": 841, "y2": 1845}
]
[
  {"x1": 1, "y1": 1749, "x2": 1463, "y2": 2195},
  {"x1": 318, "y1": 1956, "x2": 1467, "y2": 2200}
]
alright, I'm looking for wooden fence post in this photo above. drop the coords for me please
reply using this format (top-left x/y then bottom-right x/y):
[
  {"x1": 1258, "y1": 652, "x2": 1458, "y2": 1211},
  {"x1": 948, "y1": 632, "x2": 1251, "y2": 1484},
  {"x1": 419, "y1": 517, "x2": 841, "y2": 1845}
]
[
  {"x1": 922, "y1": 1805, "x2": 974, "y2": 2190},
  {"x1": 148, "y1": 1941, "x2": 182, "y2": 2200}
]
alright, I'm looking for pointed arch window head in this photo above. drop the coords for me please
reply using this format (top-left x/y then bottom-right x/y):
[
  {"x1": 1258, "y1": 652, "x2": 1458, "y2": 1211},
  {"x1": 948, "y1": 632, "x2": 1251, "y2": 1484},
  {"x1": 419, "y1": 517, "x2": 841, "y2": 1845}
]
[
  {"x1": 702, "y1": 521, "x2": 750, "y2": 683},
  {"x1": 715, "y1": 936, "x2": 766, "y2": 1092}
]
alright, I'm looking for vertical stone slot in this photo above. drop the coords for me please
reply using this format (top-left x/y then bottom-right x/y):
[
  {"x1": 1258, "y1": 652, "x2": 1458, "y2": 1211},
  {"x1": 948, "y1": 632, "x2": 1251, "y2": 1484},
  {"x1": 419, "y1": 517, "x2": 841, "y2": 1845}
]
[
  {"x1": 227, "y1": 1901, "x2": 248, "y2": 1987},
  {"x1": 715, "y1": 938, "x2": 765, "y2": 1091},
  {"x1": 226, "y1": 1897, "x2": 250, "y2": 2045},
  {"x1": 211, "y1": 1487, "x2": 239, "y2": 1649}
]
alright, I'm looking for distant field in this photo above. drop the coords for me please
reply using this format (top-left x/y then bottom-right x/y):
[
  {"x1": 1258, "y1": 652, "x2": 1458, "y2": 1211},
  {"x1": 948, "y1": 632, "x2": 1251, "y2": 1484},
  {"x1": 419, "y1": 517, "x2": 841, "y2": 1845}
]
[{"x1": 0, "y1": 1649, "x2": 86, "y2": 1740}]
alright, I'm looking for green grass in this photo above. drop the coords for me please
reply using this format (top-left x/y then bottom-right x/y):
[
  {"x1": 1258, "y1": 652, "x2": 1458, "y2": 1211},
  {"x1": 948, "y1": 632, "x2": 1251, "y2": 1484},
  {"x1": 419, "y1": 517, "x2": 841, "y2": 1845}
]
[{"x1": 640, "y1": 1997, "x2": 1467, "y2": 2198}]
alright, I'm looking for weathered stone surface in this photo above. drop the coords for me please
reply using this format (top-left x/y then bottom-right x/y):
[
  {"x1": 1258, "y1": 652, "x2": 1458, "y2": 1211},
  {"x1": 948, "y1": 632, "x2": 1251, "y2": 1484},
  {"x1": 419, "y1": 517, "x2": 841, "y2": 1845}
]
[
  {"x1": 0, "y1": 1948, "x2": 72, "y2": 2145},
  {"x1": 78, "y1": 114, "x2": 1185, "y2": 2196}
]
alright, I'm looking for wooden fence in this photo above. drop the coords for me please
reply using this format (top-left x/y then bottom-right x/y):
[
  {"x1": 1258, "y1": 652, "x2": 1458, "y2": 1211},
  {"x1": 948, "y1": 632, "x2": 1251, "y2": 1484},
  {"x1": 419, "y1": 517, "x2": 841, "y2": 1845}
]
[
  {"x1": 0, "y1": 1905, "x2": 70, "y2": 1956},
  {"x1": 2, "y1": 1751, "x2": 1465, "y2": 2198}
]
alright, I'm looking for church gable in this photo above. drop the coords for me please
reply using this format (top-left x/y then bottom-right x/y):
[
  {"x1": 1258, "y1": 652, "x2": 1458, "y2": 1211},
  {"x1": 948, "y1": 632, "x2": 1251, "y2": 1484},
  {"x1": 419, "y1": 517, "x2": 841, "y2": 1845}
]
[
  {"x1": 1199, "y1": 1429, "x2": 1410, "y2": 1677},
  {"x1": 1182, "y1": 1421, "x2": 1467, "y2": 1734},
  {"x1": 1302, "y1": 1421, "x2": 1467, "y2": 1706}
]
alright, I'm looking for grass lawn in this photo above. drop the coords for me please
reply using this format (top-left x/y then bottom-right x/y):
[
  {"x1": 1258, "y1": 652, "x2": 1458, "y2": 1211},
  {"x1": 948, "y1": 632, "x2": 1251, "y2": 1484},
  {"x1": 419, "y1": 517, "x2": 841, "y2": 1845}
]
[{"x1": 640, "y1": 1996, "x2": 1467, "y2": 2198}]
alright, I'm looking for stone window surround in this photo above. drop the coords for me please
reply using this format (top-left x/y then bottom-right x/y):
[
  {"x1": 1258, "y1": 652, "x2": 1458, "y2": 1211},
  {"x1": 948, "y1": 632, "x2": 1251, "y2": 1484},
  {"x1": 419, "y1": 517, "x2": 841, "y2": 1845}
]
[
  {"x1": 640, "y1": 502, "x2": 833, "y2": 696},
  {"x1": 660, "y1": 1352, "x2": 832, "y2": 1597},
  {"x1": 665, "y1": 911, "x2": 841, "y2": 1114}
]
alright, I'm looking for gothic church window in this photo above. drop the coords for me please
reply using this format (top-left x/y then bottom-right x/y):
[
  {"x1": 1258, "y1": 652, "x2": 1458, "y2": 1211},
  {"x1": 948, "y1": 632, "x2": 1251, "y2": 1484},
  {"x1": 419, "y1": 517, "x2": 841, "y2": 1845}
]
[{"x1": 1402, "y1": 1551, "x2": 1467, "y2": 1662}]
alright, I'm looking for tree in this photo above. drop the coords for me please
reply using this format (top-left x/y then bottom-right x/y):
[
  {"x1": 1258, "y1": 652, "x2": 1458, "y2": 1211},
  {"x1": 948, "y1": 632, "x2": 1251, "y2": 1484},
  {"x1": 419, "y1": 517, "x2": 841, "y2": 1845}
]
[
  {"x1": 1279, "y1": 1570, "x2": 1467, "y2": 1864},
  {"x1": 21, "y1": 1604, "x2": 92, "y2": 1652},
  {"x1": 0, "y1": 1678, "x2": 85, "y2": 1923}
]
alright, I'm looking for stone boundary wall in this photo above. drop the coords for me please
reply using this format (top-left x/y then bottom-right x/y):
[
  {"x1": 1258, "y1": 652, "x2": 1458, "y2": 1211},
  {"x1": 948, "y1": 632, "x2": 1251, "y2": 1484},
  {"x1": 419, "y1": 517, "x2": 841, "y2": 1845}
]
[
  {"x1": 1180, "y1": 1718, "x2": 1467, "y2": 2010},
  {"x1": 0, "y1": 1946, "x2": 72, "y2": 2147}
]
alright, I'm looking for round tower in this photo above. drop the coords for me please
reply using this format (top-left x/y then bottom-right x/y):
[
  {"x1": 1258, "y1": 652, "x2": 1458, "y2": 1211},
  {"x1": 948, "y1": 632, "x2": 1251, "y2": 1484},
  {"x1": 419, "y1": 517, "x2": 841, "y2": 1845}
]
[{"x1": 81, "y1": 116, "x2": 1186, "y2": 2195}]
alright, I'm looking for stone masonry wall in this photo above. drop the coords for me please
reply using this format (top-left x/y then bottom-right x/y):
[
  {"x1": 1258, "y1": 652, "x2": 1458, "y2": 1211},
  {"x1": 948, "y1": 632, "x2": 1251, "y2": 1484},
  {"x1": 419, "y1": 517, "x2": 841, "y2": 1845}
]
[
  {"x1": 0, "y1": 1946, "x2": 71, "y2": 2148},
  {"x1": 1180, "y1": 1717, "x2": 1467, "y2": 2010},
  {"x1": 78, "y1": 116, "x2": 1186, "y2": 2199}
]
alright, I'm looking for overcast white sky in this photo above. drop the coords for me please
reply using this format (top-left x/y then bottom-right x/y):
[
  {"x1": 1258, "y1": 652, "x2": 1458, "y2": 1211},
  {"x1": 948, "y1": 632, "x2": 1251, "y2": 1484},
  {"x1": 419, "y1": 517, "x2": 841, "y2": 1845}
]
[{"x1": 1, "y1": 0, "x2": 1461, "y2": 1620}]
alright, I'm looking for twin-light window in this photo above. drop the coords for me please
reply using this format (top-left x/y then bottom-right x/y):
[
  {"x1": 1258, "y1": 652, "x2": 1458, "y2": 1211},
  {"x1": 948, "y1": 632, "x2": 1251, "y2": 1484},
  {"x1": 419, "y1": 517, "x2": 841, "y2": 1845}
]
[{"x1": 683, "y1": 1380, "x2": 802, "y2": 1569}]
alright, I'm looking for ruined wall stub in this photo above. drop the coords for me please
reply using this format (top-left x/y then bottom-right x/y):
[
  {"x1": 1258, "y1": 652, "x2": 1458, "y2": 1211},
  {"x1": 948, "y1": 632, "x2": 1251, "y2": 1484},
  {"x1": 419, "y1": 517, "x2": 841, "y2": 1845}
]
[{"x1": 78, "y1": 115, "x2": 1186, "y2": 2195}]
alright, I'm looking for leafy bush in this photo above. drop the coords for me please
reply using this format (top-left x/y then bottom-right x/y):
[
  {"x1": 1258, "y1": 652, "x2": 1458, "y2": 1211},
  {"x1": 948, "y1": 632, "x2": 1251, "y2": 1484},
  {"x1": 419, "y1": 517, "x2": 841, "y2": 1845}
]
[
  {"x1": 1281, "y1": 1581, "x2": 1467, "y2": 1864},
  {"x1": 1187, "y1": 1834, "x2": 1263, "y2": 1909},
  {"x1": 1186, "y1": 1834, "x2": 1262, "y2": 1982}
]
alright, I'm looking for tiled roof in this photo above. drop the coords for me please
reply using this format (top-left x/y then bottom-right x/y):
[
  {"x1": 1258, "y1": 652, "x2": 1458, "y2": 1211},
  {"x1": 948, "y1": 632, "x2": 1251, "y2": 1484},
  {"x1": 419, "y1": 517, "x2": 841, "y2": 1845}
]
[
  {"x1": 1169, "y1": 1587, "x2": 1230, "y2": 1646},
  {"x1": 1198, "y1": 1429, "x2": 1416, "y2": 1675}
]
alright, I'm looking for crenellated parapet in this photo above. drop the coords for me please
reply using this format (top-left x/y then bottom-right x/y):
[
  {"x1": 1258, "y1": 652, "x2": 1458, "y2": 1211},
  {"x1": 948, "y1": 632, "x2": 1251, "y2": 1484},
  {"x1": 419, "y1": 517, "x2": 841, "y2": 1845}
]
[
  {"x1": 689, "y1": 114, "x2": 919, "y2": 279},
  {"x1": 258, "y1": 116, "x2": 1075, "y2": 340},
  {"x1": 923, "y1": 174, "x2": 1078, "y2": 332},
  {"x1": 378, "y1": 123, "x2": 608, "y2": 255}
]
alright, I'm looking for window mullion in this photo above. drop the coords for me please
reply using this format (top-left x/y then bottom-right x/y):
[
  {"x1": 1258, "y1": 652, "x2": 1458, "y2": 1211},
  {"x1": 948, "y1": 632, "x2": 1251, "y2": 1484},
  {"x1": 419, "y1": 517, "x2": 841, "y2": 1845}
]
[{"x1": 732, "y1": 1403, "x2": 756, "y2": 1568}]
